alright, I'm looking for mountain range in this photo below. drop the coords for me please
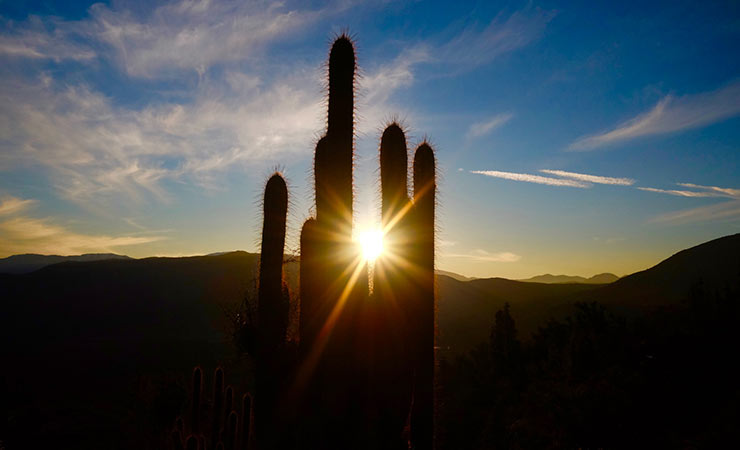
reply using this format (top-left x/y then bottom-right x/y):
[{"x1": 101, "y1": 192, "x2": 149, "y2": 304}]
[
  {"x1": 518, "y1": 272, "x2": 619, "y2": 284},
  {"x1": 2, "y1": 234, "x2": 737, "y2": 355},
  {"x1": 1, "y1": 233, "x2": 737, "y2": 448},
  {"x1": 0, "y1": 252, "x2": 131, "y2": 274},
  {"x1": 0, "y1": 254, "x2": 617, "y2": 285}
]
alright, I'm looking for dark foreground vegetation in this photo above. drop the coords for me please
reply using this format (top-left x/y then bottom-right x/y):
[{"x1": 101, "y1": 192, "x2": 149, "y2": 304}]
[{"x1": 439, "y1": 283, "x2": 740, "y2": 449}]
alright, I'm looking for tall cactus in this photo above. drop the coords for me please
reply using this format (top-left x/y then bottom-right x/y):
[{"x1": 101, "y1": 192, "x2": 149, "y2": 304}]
[
  {"x1": 298, "y1": 34, "x2": 369, "y2": 449},
  {"x1": 410, "y1": 142, "x2": 436, "y2": 450},
  {"x1": 370, "y1": 123, "x2": 415, "y2": 449},
  {"x1": 256, "y1": 173, "x2": 291, "y2": 450},
  {"x1": 249, "y1": 34, "x2": 437, "y2": 449}
]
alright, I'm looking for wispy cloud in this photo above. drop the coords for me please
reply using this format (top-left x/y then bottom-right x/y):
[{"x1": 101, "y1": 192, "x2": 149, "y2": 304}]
[
  {"x1": 0, "y1": 197, "x2": 164, "y2": 256},
  {"x1": 637, "y1": 187, "x2": 727, "y2": 198},
  {"x1": 540, "y1": 169, "x2": 635, "y2": 186},
  {"x1": 471, "y1": 170, "x2": 590, "y2": 188},
  {"x1": 0, "y1": 2, "x2": 552, "y2": 207},
  {"x1": 593, "y1": 236, "x2": 626, "y2": 245},
  {"x1": 89, "y1": 0, "x2": 319, "y2": 77},
  {"x1": 638, "y1": 182, "x2": 740, "y2": 199},
  {"x1": 676, "y1": 183, "x2": 740, "y2": 198},
  {"x1": 0, "y1": 197, "x2": 36, "y2": 215},
  {"x1": 0, "y1": 71, "x2": 323, "y2": 203},
  {"x1": 0, "y1": 18, "x2": 96, "y2": 61},
  {"x1": 357, "y1": 45, "x2": 431, "y2": 132},
  {"x1": 438, "y1": 8, "x2": 553, "y2": 71},
  {"x1": 445, "y1": 249, "x2": 522, "y2": 263},
  {"x1": 359, "y1": 6, "x2": 552, "y2": 94},
  {"x1": 0, "y1": 216, "x2": 164, "y2": 257},
  {"x1": 640, "y1": 182, "x2": 740, "y2": 224},
  {"x1": 466, "y1": 113, "x2": 513, "y2": 139},
  {"x1": 570, "y1": 80, "x2": 740, "y2": 150},
  {"x1": 649, "y1": 200, "x2": 740, "y2": 225}
]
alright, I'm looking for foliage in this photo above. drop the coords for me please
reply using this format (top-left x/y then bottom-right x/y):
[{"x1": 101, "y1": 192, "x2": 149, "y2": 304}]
[{"x1": 438, "y1": 285, "x2": 740, "y2": 449}]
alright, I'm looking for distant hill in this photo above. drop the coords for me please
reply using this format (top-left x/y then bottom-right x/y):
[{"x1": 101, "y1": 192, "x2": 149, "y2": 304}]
[
  {"x1": 435, "y1": 269, "x2": 476, "y2": 282},
  {"x1": 581, "y1": 233, "x2": 740, "y2": 310},
  {"x1": 519, "y1": 272, "x2": 619, "y2": 284},
  {"x1": 437, "y1": 276, "x2": 597, "y2": 354},
  {"x1": 0, "y1": 253, "x2": 131, "y2": 274},
  {"x1": 439, "y1": 233, "x2": 740, "y2": 354}
]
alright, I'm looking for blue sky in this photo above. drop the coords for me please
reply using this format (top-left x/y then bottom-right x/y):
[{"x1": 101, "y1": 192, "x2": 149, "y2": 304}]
[{"x1": 0, "y1": 0, "x2": 738, "y2": 278}]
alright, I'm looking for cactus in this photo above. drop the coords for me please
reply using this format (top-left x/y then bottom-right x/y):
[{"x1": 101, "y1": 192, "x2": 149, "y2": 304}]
[
  {"x1": 172, "y1": 367, "x2": 250, "y2": 450},
  {"x1": 185, "y1": 435, "x2": 198, "y2": 450},
  {"x1": 240, "y1": 393, "x2": 252, "y2": 450},
  {"x1": 225, "y1": 411, "x2": 238, "y2": 450},
  {"x1": 244, "y1": 33, "x2": 437, "y2": 449},
  {"x1": 410, "y1": 142, "x2": 436, "y2": 450},
  {"x1": 192, "y1": 367, "x2": 202, "y2": 434},
  {"x1": 300, "y1": 34, "x2": 436, "y2": 448},
  {"x1": 255, "y1": 172, "x2": 292, "y2": 450},
  {"x1": 212, "y1": 367, "x2": 225, "y2": 449}
]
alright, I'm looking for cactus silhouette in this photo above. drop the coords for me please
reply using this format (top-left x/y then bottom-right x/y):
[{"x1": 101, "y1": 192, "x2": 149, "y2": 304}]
[
  {"x1": 240, "y1": 393, "x2": 252, "y2": 450},
  {"x1": 410, "y1": 142, "x2": 437, "y2": 449},
  {"x1": 191, "y1": 367, "x2": 202, "y2": 434},
  {"x1": 212, "y1": 367, "x2": 225, "y2": 449},
  {"x1": 173, "y1": 367, "x2": 253, "y2": 450},
  {"x1": 255, "y1": 172, "x2": 293, "y2": 449},
  {"x1": 246, "y1": 33, "x2": 437, "y2": 449},
  {"x1": 299, "y1": 34, "x2": 436, "y2": 448}
]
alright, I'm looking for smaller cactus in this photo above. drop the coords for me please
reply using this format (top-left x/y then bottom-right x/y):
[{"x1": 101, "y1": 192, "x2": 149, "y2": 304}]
[
  {"x1": 172, "y1": 430, "x2": 184, "y2": 450},
  {"x1": 191, "y1": 367, "x2": 202, "y2": 434},
  {"x1": 225, "y1": 385, "x2": 234, "y2": 418},
  {"x1": 211, "y1": 367, "x2": 225, "y2": 449},
  {"x1": 256, "y1": 172, "x2": 292, "y2": 449},
  {"x1": 240, "y1": 393, "x2": 252, "y2": 450},
  {"x1": 225, "y1": 411, "x2": 238, "y2": 450},
  {"x1": 185, "y1": 435, "x2": 198, "y2": 450}
]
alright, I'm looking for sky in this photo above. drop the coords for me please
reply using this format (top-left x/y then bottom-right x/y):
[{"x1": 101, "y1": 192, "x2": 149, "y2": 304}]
[{"x1": 0, "y1": 0, "x2": 739, "y2": 279}]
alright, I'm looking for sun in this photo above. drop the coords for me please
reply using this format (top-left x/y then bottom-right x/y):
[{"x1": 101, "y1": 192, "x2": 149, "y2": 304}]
[{"x1": 358, "y1": 229, "x2": 384, "y2": 262}]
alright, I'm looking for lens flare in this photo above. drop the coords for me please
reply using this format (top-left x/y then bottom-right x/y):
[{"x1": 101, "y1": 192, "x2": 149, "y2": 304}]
[{"x1": 358, "y1": 229, "x2": 384, "y2": 262}]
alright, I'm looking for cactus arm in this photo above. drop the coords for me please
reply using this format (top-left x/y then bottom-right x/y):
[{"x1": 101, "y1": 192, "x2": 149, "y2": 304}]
[
  {"x1": 410, "y1": 142, "x2": 436, "y2": 450},
  {"x1": 256, "y1": 173, "x2": 289, "y2": 449}
]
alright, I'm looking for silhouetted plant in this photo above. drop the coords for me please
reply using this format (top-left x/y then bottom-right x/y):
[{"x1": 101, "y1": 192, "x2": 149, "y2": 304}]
[
  {"x1": 240, "y1": 394, "x2": 252, "y2": 450},
  {"x1": 227, "y1": 33, "x2": 438, "y2": 449},
  {"x1": 254, "y1": 172, "x2": 295, "y2": 449},
  {"x1": 173, "y1": 367, "x2": 251, "y2": 450},
  {"x1": 191, "y1": 367, "x2": 202, "y2": 434}
]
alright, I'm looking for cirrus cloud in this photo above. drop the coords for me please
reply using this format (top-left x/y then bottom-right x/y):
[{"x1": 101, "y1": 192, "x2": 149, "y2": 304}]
[
  {"x1": 471, "y1": 170, "x2": 590, "y2": 188},
  {"x1": 466, "y1": 113, "x2": 513, "y2": 139},
  {"x1": 569, "y1": 80, "x2": 740, "y2": 150},
  {"x1": 445, "y1": 248, "x2": 522, "y2": 263},
  {"x1": 540, "y1": 169, "x2": 635, "y2": 186},
  {"x1": 0, "y1": 197, "x2": 36, "y2": 215},
  {"x1": 0, "y1": 197, "x2": 164, "y2": 257}
]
